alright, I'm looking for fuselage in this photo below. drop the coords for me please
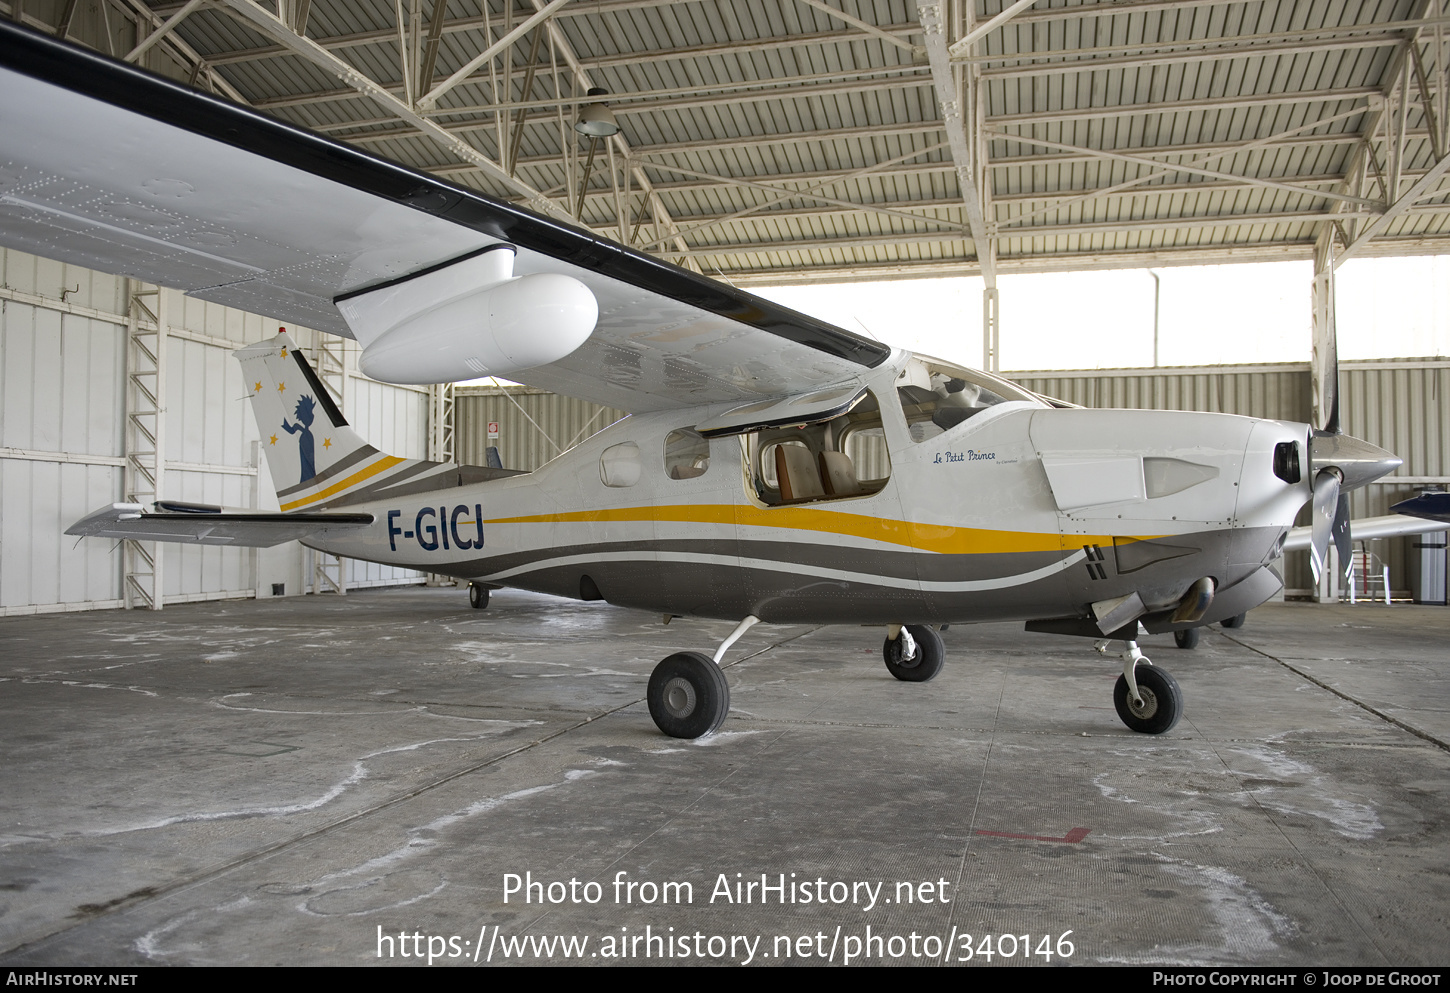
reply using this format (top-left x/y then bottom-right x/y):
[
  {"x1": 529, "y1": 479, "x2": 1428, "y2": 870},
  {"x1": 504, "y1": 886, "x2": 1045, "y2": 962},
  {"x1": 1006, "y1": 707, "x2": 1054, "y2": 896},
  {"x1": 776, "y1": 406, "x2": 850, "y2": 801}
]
[{"x1": 303, "y1": 352, "x2": 1311, "y2": 628}]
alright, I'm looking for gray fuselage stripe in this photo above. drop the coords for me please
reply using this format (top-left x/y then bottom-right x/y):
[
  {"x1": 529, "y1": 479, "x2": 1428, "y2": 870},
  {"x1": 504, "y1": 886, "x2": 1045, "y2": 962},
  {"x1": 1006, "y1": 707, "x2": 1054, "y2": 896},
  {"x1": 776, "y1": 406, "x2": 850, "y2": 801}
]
[{"x1": 476, "y1": 548, "x2": 1088, "y2": 593}]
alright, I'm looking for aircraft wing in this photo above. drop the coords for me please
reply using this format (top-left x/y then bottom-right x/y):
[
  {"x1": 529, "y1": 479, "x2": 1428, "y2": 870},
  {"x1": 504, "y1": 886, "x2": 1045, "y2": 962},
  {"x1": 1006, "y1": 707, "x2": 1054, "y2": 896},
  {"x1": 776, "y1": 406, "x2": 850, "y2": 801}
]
[
  {"x1": 0, "y1": 22, "x2": 889, "y2": 413},
  {"x1": 66, "y1": 503, "x2": 374, "y2": 547},
  {"x1": 1283, "y1": 513, "x2": 1447, "y2": 552}
]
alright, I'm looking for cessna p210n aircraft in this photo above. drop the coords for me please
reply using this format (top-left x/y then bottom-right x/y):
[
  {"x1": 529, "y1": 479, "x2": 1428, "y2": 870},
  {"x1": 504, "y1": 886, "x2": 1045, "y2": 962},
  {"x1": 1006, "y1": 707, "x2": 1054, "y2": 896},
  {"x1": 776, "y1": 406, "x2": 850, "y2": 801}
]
[{"x1": 2, "y1": 23, "x2": 1403, "y2": 739}]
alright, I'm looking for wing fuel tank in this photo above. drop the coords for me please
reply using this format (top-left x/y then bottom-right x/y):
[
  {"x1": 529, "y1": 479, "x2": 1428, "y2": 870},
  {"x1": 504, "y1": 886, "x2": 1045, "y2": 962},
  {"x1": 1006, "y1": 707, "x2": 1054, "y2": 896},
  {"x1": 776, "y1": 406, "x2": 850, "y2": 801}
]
[{"x1": 337, "y1": 245, "x2": 599, "y2": 384}]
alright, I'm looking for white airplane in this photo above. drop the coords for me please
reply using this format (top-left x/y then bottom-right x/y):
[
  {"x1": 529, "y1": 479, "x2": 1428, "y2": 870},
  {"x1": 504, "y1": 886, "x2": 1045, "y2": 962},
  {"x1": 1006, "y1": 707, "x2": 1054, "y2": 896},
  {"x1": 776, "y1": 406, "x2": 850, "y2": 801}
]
[{"x1": 3, "y1": 23, "x2": 1403, "y2": 738}]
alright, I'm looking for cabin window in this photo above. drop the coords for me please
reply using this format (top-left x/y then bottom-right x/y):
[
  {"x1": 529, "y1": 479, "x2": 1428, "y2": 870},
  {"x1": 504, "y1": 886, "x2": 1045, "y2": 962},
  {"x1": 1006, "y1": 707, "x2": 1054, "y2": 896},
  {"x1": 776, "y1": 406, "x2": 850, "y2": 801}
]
[
  {"x1": 664, "y1": 429, "x2": 710, "y2": 480},
  {"x1": 743, "y1": 391, "x2": 891, "y2": 506},
  {"x1": 599, "y1": 442, "x2": 641, "y2": 487},
  {"x1": 895, "y1": 357, "x2": 1036, "y2": 444}
]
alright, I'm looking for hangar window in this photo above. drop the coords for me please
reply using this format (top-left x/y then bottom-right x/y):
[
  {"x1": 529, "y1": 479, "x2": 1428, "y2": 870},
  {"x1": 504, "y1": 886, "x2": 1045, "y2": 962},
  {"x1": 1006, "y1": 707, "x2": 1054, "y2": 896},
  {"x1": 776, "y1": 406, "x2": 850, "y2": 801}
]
[
  {"x1": 742, "y1": 391, "x2": 891, "y2": 507},
  {"x1": 896, "y1": 357, "x2": 1040, "y2": 444},
  {"x1": 664, "y1": 429, "x2": 710, "y2": 480}
]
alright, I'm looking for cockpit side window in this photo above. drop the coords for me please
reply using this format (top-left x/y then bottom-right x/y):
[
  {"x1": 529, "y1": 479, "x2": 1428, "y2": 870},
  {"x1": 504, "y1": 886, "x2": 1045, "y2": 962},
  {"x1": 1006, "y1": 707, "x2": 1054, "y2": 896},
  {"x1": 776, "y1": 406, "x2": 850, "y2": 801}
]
[
  {"x1": 897, "y1": 358, "x2": 1036, "y2": 444},
  {"x1": 742, "y1": 391, "x2": 891, "y2": 507}
]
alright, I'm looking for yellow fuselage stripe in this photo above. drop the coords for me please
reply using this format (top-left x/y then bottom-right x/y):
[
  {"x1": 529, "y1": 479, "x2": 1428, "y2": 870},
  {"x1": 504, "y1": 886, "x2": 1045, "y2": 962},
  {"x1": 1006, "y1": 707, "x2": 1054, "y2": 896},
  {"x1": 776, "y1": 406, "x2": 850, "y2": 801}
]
[
  {"x1": 280, "y1": 455, "x2": 406, "y2": 511},
  {"x1": 483, "y1": 504, "x2": 1153, "y2": 556}
]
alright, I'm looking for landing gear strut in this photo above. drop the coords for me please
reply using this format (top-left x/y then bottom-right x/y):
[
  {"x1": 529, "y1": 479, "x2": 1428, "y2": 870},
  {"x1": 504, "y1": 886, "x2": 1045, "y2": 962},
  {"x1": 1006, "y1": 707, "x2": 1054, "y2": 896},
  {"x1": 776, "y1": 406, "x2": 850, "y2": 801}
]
[{"x1": 646, "y1": 615, "x2": 757, "y2": 739}]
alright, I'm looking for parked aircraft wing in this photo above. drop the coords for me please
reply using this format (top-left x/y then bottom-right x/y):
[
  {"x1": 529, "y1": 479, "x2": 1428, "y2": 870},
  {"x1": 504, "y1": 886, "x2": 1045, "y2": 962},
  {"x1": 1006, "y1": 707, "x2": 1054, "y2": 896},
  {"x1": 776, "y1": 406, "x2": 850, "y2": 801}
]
[
  {"x1": 66, "y1": 503, "x2": 374, "y2": 547},
  {"x1": 1283, "y1": 513, "x2": 1446, "y2": 552},
  {"x1": 0, "y1": 22, "x2": 888, "y2": 413}
]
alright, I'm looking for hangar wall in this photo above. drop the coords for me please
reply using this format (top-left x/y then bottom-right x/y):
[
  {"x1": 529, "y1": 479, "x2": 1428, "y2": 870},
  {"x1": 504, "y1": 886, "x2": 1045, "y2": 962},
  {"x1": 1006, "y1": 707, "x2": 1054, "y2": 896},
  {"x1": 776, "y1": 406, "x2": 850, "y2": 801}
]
[
  {"x1": 456, "y1": 386, "x2": 628, "y2": 472},
  {"x1": 0, "y1": 248, "x2": 428, "y2": 615}
]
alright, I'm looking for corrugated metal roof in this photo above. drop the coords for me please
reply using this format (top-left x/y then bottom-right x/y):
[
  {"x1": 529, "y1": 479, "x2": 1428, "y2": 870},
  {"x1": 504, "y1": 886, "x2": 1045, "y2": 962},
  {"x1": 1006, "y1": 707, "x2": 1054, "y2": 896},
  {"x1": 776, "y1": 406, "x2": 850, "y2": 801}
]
[{"x1": 26, "y1": 0, "x2": 1450, "y2": 284}]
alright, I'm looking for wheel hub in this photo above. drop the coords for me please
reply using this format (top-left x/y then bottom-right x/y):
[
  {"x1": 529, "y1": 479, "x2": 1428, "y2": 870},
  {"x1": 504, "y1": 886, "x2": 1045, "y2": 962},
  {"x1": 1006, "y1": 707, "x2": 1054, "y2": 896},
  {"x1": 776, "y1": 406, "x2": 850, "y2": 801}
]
[
  {"x1": 1127, "y1": 686, "x2": 1159, "y2": 719},
  {"x1": 662, "y1": 677, "x2": 697, "y2": 718}
]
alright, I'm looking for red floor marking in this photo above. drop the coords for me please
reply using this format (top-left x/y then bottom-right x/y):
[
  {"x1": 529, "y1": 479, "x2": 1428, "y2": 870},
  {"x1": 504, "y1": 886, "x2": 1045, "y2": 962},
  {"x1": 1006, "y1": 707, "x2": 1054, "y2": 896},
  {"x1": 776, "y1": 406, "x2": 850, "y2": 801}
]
[{"x1": 975, "y1": 827, "x2": 1091, "y2": 843}]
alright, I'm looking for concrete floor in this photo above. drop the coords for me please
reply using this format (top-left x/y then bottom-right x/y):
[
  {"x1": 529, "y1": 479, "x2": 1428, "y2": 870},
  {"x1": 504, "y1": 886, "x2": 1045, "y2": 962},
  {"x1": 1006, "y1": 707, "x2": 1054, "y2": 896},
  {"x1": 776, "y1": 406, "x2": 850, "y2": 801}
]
[{"x1": 1, "y1": 588, "x2": 1447, "y2": 967}]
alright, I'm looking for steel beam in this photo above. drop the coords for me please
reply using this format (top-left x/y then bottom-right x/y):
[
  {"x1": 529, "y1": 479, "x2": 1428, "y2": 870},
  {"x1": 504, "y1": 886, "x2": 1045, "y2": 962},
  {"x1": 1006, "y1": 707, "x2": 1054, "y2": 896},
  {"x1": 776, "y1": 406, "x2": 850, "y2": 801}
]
[
  {"x1": 988, "y1": 128, "x2": 1382, "y2": 209},
  {"x1": 793, "y1": 0, "x2": 920, "y2": 54},
  {"x1": 123, "y1": 0, "x2": 205, "y2": 63},
  {"x1": 947, "y1": 0, "x2": 1039, "y2": 58},
  {"x1": 416, "y1": 0, "x2": 572, "y2": 110},
  {"x1": 213, "y1": 0, "x2": 570, "y2": 220},
  {"x1": 988, "y1": 87, "x2": 1382, "y2": 128},
  {"x1": 917, "y1": 0, "x2": 995, "y2": 291}
]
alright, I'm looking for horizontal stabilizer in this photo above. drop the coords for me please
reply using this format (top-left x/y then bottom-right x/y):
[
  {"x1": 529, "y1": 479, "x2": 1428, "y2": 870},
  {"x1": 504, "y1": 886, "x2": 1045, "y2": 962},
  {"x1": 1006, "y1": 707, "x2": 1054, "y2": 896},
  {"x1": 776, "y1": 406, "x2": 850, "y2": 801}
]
[{"x1": 66, "y1": 503, "x2": 373, "y2": 547}]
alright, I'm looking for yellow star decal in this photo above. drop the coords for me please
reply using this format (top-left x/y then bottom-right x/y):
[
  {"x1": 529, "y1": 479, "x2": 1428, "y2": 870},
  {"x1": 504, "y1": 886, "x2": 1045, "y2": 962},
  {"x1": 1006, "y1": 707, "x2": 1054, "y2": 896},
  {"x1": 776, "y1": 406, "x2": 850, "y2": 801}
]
[
  {"x1": 254, "y1": 381, "x2": 262, "y2": 392},
  {"x1": 269, "y1": 434, "x2": 277, "y2": 445},
  {"x1": 323, "y1": 438, "x2": 332, "y2": 449},
  {"x1": 280, "y1": 346, "x2": 288, "y2": 358},
  {"x1": 278, "y1": 382, "x2": 286, "y2": 392}
]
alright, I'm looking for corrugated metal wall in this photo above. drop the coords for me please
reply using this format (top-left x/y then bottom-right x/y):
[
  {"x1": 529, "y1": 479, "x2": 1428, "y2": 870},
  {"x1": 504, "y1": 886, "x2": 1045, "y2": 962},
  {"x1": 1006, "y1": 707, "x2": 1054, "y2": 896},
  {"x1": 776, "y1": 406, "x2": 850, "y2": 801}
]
[
  {"x1": 1011, "y1": 361, "x2": 1450, "y2": 595},
  {"x1": 0, "y1": 247, "x2": 428, "y2": 614},
  {"x1": 455, "y1": 387, "x2": 629, "y2": 472}
]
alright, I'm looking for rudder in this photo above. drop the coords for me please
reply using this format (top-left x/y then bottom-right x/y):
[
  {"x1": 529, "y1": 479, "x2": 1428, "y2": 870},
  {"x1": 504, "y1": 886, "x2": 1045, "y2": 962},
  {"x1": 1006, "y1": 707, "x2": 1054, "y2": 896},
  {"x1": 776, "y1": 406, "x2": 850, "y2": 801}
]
[{"x1": 237, "y1": 331, "x2": 388, "y2": 508}]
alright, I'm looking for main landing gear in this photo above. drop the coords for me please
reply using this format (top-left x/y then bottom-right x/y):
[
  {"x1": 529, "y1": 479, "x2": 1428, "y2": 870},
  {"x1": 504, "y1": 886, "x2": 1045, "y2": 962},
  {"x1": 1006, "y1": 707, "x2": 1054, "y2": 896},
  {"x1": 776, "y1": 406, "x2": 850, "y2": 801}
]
[
  {"x1": 647, "y1": 617, "x2": 953, "y2": 739},
  {"x1": 1097, "y1": 639, "x2": 1183, "y2": 734},
  {"x1": 468, "y1": 583, "x2": 489, "y2": 609},
  {"x1": 648, "y1": 615, "x2": 758, "y2": 739}
]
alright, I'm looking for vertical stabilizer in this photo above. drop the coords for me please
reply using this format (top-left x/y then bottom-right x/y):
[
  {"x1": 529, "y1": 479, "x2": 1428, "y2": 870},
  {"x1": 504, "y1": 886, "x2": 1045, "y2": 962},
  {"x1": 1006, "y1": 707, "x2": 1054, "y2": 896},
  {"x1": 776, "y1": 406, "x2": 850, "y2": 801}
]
[{"x1": 236, "y1": 332, "x2": 396, "y2": 510}]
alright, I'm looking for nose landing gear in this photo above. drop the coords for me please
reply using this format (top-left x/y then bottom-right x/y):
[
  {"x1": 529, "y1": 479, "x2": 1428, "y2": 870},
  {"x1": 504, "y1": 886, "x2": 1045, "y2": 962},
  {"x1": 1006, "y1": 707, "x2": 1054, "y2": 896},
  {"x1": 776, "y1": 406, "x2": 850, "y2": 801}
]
[
  {"x1": 882, "y1": 624, "x2": 944, "y2": 682},
  {"x1": 1098, "y1": 639, "x2": 1184, "y2": 734}
]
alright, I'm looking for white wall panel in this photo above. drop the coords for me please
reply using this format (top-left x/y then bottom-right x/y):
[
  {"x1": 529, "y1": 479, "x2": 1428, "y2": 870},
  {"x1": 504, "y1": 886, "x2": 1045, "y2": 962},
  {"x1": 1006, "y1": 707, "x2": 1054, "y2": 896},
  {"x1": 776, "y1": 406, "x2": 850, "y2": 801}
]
[
  {"x1": 1, "y1": 248, "x2": 131, "y2": 612},
  {"x1": 1, "y1": 247, "x2": 432, "y2": 612}
]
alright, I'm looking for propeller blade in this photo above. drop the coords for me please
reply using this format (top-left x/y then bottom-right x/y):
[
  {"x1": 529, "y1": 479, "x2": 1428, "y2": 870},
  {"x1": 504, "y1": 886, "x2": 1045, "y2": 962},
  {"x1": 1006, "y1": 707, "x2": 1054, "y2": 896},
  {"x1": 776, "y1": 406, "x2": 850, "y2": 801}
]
[
  {"x1": 1309, "y1": 468, "x2": 1342, "y2": 583},
  {"x1": 1333, "y1": 491, "x2": 1354, "y2": 586}
]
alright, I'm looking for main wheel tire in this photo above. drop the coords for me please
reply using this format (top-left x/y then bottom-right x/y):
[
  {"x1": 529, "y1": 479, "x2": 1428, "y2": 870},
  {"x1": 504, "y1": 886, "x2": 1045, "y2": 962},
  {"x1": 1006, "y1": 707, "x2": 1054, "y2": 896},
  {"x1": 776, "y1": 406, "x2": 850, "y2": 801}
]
[
  {"x1": 648, "y1": 652, "x2": 730, "y2": 739},
  {"x1": 1222, "y1": 612, "x2": 1246, "y2": 629},
  {"x1": 882, "y1": 624, "x2": 945, "y2": 682},
  {"x1": 1174, "y1": 627, "x2": 1200, "y2": 649},
  {"x1": 468, "y1": 583, "x2": 489, "y2": 609},
  {"x1": 1113, "y1": 665, "x2": 1183, "y2": 734}
]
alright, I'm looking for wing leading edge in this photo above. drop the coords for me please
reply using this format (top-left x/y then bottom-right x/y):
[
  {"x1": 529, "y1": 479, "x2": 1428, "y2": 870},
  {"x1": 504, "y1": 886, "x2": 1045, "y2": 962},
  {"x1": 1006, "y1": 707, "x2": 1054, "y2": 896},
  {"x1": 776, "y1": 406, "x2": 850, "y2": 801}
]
[{"x1": 0, "y1": 21, "x2": 890, "y2": 412}]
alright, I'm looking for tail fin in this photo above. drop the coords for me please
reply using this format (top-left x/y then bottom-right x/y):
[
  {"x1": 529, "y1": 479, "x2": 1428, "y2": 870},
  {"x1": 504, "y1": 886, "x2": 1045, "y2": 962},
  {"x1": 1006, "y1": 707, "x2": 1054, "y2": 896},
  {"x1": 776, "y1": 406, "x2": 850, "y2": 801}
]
[{"x1": 237, "y1": 332, "x2": 399, "y2": 511}]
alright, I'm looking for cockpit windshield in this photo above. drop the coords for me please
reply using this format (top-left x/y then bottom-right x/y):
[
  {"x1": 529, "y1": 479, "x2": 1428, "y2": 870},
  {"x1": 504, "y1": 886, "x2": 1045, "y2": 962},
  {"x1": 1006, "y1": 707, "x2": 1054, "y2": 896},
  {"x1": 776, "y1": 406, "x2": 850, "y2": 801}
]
[{"x1": 896, "y1": 356, "x2": 1042, "y2": 444}]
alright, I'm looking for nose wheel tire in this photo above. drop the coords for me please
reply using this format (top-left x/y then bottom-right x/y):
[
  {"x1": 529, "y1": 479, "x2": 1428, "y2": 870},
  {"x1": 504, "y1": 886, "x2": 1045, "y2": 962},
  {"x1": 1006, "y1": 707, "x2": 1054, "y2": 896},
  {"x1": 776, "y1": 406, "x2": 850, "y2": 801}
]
[
  {"x1": 648, "y1": 652, "x2": 730, "y2": 739},
  {"x1": 468, "y1": 583, "x2": 489, "y2": 609},
  {"x1": 1174, "y1": 627, "x2": 1200, "y2": 649},
  {"x1": 883, "y1": 625, "x2": 944, "y2": 682},
  {"x1": 1113, "y1": 665, "x2": 1183, "y2": 734},
  {"x1": 1222, "y1": 612, "x2": 1246, "y2": 629}
]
